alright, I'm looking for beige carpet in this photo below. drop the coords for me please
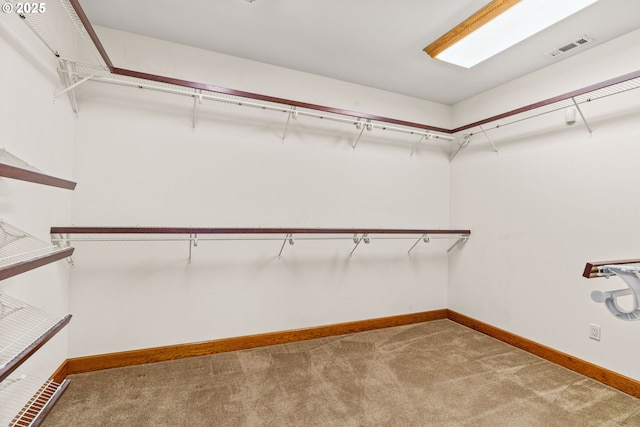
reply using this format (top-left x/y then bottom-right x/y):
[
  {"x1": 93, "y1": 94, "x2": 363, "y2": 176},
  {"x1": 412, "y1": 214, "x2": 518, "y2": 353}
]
[{"x1": 42, "y1": 320, "x2": 640, "y2": 426}]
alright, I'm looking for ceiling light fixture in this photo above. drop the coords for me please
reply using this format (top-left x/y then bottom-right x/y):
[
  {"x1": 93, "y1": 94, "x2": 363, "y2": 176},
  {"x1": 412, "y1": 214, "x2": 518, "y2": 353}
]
[{"x1": 424, "y1": 0, "x2": 600, "y2": 68}]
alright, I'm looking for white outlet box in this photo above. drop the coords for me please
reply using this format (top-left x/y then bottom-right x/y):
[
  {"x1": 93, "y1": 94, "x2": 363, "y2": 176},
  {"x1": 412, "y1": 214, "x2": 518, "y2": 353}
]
[{"x1": 589, "y1": 323, "x2": 601, "y2": 341}]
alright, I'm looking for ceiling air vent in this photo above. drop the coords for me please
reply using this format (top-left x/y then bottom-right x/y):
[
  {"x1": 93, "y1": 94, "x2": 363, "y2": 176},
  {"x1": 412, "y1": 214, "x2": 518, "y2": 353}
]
[{"x1": 545, "y1": 35, "x2": 594, "y2": 57}]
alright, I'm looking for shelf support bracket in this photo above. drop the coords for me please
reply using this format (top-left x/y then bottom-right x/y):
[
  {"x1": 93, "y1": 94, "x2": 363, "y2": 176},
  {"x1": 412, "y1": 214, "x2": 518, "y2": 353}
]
[
  {"x1": 192, "y1": 89, "x2": 202, "y2": 128},
  {"x1": 479, "y1": 125, "x2": 498, "y2": 153},
  {"x1": 188, "y1": 233, "x2": 198, "y2": 263},
  {"x1": 277, "y1": 233, "x2": 294, "y2": 259},
  {"x1": 450, "y1": 135, "x2": 471, "y2": 161},
  {"x1": 447, "y1": 237, "x2": 468, "y2": 253},
  {"x1": 349, "y1": 233, "x2": 370, "y2": 257},
  {"x1": 410, "y1": 134, "x2": 433, "y2": 158},
  {"x1": 282, "y1": 107, "x2": 297, "y2": 141},
  {"x1": 52, "y1": 233, "x2": 74, "y2": 266},
  {"x1": 56, "y1": 60, "x2": 81, "y2": 114},
  {"x1": 571, "y1": 97, "x2": 593, "y2": 136},
  {"x1": 408, "y1": 234, "x2": 430, "y2": 254},
  {"x1": 352, "y1": 119, "x2": 368, "y2": 150},
  {"x1": 54, "y1": 71, "x2": 96, "y2": 99}
]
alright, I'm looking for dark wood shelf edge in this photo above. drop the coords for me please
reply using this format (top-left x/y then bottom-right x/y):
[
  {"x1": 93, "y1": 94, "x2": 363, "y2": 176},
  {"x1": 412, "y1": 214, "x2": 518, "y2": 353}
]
[
  {"x1": 50, "y1": 226, "x2": 471, "y2": 235},
  {"x1": 0, "y1": 164, "x2": 76, "y2": 190},
  {"x1": 0, "y1": 315, "x2": 72, "y2": 383},
  {"x1": 0, "y1": 247, "x2": 75, "y2": 282},
  {"x1": 583, "y1": 258, "x2": 640, "y2": 278}
]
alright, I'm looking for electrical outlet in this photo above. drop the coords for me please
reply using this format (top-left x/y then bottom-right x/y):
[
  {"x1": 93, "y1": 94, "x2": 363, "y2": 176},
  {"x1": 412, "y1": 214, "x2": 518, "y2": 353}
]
[{"x1": 589, "y1": 323, "x2": 601, "y2": 341}]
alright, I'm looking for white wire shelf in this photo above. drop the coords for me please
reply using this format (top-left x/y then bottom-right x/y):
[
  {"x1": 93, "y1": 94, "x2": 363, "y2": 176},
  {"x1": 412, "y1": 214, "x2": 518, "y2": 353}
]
[
  {"x1": 0, "y1": 148, "x2": 76, "y2": 190},
  {"x1": 0, "y1": 294, "x2": 71, "y2": 382},
  {"x1": 4, "y1": 0, "x2": 106, "y2": 68},
  {"x1": 0, "y1": 372, "x2": 69, "y2": 427},
  {"x1": 0, "y1": 222, "x2": 74, "y2": 281}
]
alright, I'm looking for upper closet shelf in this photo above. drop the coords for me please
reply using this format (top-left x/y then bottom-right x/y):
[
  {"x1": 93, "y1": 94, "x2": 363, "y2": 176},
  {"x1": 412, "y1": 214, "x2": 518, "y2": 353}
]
[
  {"x1": 0, "y1": 293, "x2": 71, "y2": 382},
  {"x1": 0, "y1": 222, "x2": 74, "y2": 281},
  {"x1": 0, "y1": 149, "x2": 76, "y2": 190}
]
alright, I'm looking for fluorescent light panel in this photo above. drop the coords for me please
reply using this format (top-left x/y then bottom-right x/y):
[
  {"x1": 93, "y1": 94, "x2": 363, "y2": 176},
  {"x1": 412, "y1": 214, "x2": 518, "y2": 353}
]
[{"x1": 425, "y1": 0, "x2": 599, "y2": 68}]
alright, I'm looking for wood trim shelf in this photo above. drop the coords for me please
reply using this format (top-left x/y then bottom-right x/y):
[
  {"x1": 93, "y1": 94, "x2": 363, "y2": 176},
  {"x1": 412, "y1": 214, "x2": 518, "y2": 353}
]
[
  {"x1": 583, "y1": 258, "x2": 640, "y2": 278},
  {"x1": 0, "y1": 149, "x2": 76, "y2": 191},
  {"x1": 0, "y1": 314, "x2": 72, "y2": 382},
  {"x1": 0, "y1": 247, "x2": 74, "y2": 282},
  {"x1": 0, "y1": 163, "x2": 76, "y2": 190},
  {"x1": 1, "y1": 221, "x2": 75, "y2": 281},
  {"x1": 50, "y1": 226, "x2": 471, "y2": 236}
]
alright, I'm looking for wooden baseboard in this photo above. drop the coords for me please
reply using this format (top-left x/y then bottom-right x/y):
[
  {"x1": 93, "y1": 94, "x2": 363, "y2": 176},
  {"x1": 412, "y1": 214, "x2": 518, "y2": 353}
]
[
  {"x1": 446, "y1": 310, "x2": 640, "y2": 398},
  {"x1": 58, "y1": 308, "x2": 640, "y2": 399},
  {"x1": 50, "y1": 360, "x2": 68, "y2": 383},
  {"x1": 66, "y1": 309, "x2": 448, "y2": 375}
]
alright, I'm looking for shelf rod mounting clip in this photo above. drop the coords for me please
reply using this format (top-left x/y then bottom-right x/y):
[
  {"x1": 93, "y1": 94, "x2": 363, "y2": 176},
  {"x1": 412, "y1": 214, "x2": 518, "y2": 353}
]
[
  {"x1": 277, "y1": 233, "x2": 294, "y2": 259},
  {"x1": 408, "y1": 234, "x2": 430, "y2": 254},
  {"x1": 349, "y1": 233, "x2": 370, "y2": 257},
  {"x1": 353, "y1": 119, "x2": 372, "y2": 150},
  {"x1": 447, "y1": 236, "x2": 469, "y2": 253}
]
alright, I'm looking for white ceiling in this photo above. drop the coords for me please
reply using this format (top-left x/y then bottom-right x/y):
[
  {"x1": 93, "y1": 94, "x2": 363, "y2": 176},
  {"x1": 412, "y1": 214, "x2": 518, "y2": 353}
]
[{"x1": 78, "y1": 0, "x2": 640, "y2": 105}]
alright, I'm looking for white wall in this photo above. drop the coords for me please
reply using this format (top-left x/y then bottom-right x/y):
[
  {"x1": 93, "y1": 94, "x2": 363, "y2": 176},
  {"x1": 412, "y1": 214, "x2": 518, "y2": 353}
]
[
  {"x1": 449, "y1": 29, "x2": 640, "y2": 380},
  {"x1": 0, "y1": 15, "x2": 75, "y2": 377},
  {"x1": 67, "y1": 29, "x2": 453, "y2": 357}
]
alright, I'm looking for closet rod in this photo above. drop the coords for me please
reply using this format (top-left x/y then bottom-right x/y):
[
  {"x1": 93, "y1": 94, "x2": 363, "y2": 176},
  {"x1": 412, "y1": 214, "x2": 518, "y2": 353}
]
[{"x1": 50, "y1": 227, "x2": 471, "y2": 236}]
